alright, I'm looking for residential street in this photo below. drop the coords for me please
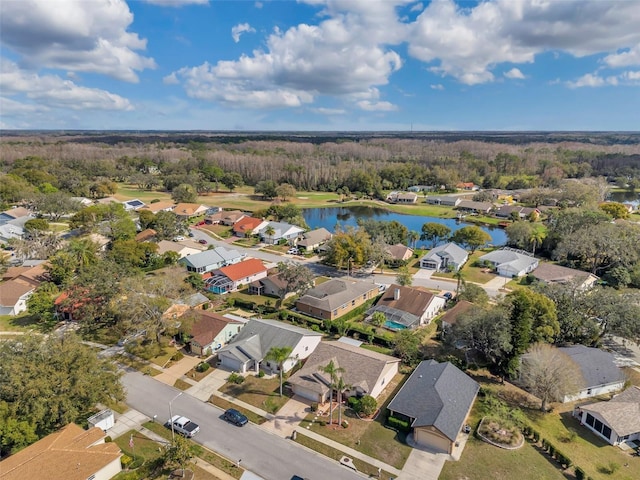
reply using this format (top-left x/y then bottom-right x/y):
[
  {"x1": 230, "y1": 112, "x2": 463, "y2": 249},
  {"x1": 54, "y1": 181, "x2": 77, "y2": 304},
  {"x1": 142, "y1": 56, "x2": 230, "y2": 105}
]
[{"x1": 121, "y1": 371, "x2": 365, "y2": 480}]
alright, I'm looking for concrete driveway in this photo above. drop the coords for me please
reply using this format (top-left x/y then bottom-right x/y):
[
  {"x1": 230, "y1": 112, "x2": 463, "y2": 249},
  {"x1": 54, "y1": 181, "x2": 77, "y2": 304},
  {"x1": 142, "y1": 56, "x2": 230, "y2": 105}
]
[{"x1": 262, "y1": 395, "x2": 311, "y2": 438}]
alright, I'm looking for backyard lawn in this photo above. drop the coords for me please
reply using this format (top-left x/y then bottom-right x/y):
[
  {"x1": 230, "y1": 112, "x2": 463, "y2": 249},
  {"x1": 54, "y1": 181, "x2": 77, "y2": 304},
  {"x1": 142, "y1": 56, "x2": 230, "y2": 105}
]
[
  {"x1": 0, "y1": 313, "x2": 40, "y2": 332},
  {"x1": 218, "y1": 374, "x2": 292, "y2": 413}
]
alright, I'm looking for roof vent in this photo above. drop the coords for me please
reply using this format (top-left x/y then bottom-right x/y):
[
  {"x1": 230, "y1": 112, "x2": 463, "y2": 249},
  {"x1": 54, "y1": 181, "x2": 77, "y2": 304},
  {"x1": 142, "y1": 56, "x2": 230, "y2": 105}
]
[{"x1": 394, "y1": 288, "x2": 400, "y2": 300}]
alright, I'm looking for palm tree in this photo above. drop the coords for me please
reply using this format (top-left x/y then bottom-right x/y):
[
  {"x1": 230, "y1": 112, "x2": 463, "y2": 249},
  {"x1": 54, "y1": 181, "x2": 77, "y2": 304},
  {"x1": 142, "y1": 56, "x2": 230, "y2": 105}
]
[
  {"x1": 264, "y1": 346, "x2": 294, "y2": 396},
  {"x1": 319, "y1": 360, "x2": 344, "y2": 425},
  {"x1": 529, "y1": 229, "x2": 546, "y2": 255},
  {"x1": 335, "y1": 374, "x2": 351, "y2": 427},
  {"x1": 454, "y1": 269, "x2": 466, "y2": 296},
  {"x1": 68, "y1": 238, "x2": 99, "y2": 270},
  {"x1": 263, "y1": 225, "x2": 276, "y2": 244},
  {"x1": 407, "y1": 230, "x2": 420, "y2": 250}
]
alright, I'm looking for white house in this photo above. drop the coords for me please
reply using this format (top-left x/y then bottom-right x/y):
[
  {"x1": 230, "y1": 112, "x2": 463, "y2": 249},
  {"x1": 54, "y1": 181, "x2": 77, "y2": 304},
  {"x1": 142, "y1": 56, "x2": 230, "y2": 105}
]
[
  {"x1": 205, "y1": 258, "x2": 268, "y2": 294},
  {"x1": 258, "y1": 221, "x2": 305, "y2": 244},
  {"x1": 479, "y1": 247, "x2": 539, "y2": 278},
  {"x1": 559, "y1": 345, "x2": 626, "y2": 402},
  {"x1": 575, "y1": 386, "x2": 640, "y2": 446},
  {"x1": 179, "y1": 247, "x2": 245, "y2": 274},
  {"x1": 217, "y1": 318, "x2": 322, "y2": 374},
  {"x1": 0, "y1": 280, "x2": 34, "y2": 316},
  {"x1": 419, "y1": 242, "x2": 468, "y2": 272}
]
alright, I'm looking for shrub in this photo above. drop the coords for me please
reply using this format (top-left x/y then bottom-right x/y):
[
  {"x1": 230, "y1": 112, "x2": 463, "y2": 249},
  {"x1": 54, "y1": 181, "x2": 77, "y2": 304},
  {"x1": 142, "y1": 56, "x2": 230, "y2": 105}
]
[
  {"x1": 532, "y1": 430, "x2": 540, "y2": 442},
  {"x1": 228, "y1": 372, "x2": 245, "y2": 384},
  {"x1": 318, "y1": 420, "x2": 326, "y2": 427},
  {"x1": 121, "y1": 454, "x2": 133, "y2": 469},
  {"x1": 197, "y1": 361, "x2": 210, "y2": 372},
  {"x1": 104, "y1": 436, "x2": 112, "y2": 443},
  {"x1": 171, "y1": 351, "x2": 184, "y2": 361},
  {"x1": 310, "y1": 403, "x2": 318, "y2": 412},
  {"x1": 257, "y1": 370, "x2": 265, "y2": 378},
  {"x1": 341, "y1": 420, "x2": 349, "y2": 428},
  {"x1": 359, "y1": 395, "x2": 377, "y2": 417},
  {"x1": 348, "y1": 396, "x2": 361, "y2": 411},
  {"x1": 387, "y1": 416, "x2": 410, "y2": 432},
  {"x1": 575, "y1": 467, "x2": 585, "y2": 480},
  {"x1": 279, "y1": 311, "x2": 289, "y2": 320}
]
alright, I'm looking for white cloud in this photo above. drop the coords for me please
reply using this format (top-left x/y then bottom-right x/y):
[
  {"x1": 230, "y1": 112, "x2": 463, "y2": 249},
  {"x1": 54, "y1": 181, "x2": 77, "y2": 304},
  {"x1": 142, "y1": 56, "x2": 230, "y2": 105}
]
[
  {"x1": 312, "y1": 107, "x2": 347, "y2": 115},
  {"x1": 430, "y1": 84, "x2": 444, "y2": 90},
  {"x1": 357, "y1": 100, "x2": 397, "y2": 111},
  {"x1": 410, "y1": 3, "x2": 424, "y2": 13},
  {"x1": 0, "y1": 0, "x2": 155, "y2": 82},
  {"x1": 566, "y1": 72, "x2": 619, "y2": 88},
  {"x1": 231, "y1": 23, "x2": 256, "y2": 43},
  {"x1": 408, "y1": 0, "x2": 640, "y2": 85},
  {"x1": 143, "y1": 0, "x2": 208, "y2": 6},
  {"x1": 504, "y1": 68, "x2": 525, "y2": 79},
  {"x1": 604, "y1": 43, "x2": 640, "y2": 68},
  {"x1": 1, "y1": 60, "x2": 133, "y2": 110}
]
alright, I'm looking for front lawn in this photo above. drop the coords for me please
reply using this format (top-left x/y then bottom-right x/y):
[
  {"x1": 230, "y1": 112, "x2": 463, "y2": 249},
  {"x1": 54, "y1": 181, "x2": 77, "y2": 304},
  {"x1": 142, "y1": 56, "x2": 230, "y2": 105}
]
[
  {"x1": 218, "y1": 374, "x2": 292, "y2": 413},
  {"x1": 0, "y1": 313, "x2": 40, "y2": 332},
  {"x1": 431, "y1": 250, "x2": 496, "y2": 284},
  {"x1": 112, "y1": 430, "x2": 164, "y2": 479}
]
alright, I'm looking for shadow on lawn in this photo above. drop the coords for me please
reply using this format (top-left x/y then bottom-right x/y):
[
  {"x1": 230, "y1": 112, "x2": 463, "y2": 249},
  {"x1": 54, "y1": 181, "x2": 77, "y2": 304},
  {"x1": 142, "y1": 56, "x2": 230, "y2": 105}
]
[{"x1": 527, "y1": 440, "x2": 575, "y2": 480}]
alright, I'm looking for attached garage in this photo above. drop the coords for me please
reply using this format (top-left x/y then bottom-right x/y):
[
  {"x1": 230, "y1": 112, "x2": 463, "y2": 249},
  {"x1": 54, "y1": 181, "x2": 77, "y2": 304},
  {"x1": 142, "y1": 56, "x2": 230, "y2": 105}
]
[
  {"x1": 291, "y1": 384, "x2": 325, "y2": 403},
  {"x1": 414, "y1": 426, "x2": 453, "y2": 454},
  {"x1": 219, "y1": 353, "x2": 246, "y2": 373}
]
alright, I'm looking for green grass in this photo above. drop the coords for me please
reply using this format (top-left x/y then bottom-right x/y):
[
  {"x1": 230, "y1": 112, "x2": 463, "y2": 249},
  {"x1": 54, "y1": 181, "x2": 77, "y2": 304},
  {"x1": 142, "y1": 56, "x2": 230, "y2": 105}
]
[
  {"x1": 174, "y1": 378, "x2": 193, "y2": 390},
  {"x1": 227, "y1": 289, "x2": 278, "y2": 307},
  {"x1": 116, "y1": 354, "x2": 163, "y2": 376},
  {"x1": 208, "y1": 395, "x2": 268, "y2": 425},
  {"x1": 294, "y1": 433, "x2": 396, "y2": 479},
  {"x1": 431, "y1": 249, "x2": 497, "y2": 285},
  {"x1": 218, "y1": 374, "x2": 292, "y2": 413},
  {"x1": 0, "y1": 313, "x2": 40, "y2": 332}
]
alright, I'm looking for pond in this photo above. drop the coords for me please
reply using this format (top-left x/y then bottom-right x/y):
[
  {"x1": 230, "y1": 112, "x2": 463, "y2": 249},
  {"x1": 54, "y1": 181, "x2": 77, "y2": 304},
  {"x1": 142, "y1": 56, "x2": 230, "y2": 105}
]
[
  {"x1": 608, "y1": 190, "x2": 640, "y2": 206},
  {"x1": 302, "y1": 206, "x2": 507, "y2": 247}
]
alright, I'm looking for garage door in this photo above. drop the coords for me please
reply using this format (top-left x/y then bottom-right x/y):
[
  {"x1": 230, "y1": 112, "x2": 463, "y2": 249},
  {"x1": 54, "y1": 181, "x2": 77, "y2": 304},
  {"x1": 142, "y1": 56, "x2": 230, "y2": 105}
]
[
  {"x1": 292, "y1": 385, "x2": 321, "y2": 403},
  {"x1": 221, "y1": 355, "x2": 244, "y2": 373},
  {"x1": 415, "y1": 428, "x2": 451, "y2": 453}
]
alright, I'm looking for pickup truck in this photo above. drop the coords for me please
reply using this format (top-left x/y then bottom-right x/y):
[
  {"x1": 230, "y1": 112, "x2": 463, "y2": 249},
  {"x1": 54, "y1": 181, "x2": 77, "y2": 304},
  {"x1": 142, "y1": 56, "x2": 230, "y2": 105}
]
[{"x1": 168, "y1": 415, "x2": 200, "y2": 437}]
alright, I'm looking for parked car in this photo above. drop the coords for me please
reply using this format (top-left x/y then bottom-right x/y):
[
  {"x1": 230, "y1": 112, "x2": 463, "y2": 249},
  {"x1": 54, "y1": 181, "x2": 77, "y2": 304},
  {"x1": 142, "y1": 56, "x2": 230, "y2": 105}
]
[
  {"x1": 198, "y1": 239, "x2": 208, "y2": 245},
  {"x1": 443, "y1": 292, "x2": 453, "y2": 301},
  {"x1": 287, "y1": 248, "x2": 299, "y2": 255},
  {"x1": 223, "y1": 408, "x2": 248, "y2": 427},
  {"x1": 173, "y1": 236, "x2": 185, "y2": 242},
  {"x1": 188, "y1": 231, "x2": 194, "y2": 237},
  {"x1": 167, "y1": 415, "x2": 200, "y2": 437}
]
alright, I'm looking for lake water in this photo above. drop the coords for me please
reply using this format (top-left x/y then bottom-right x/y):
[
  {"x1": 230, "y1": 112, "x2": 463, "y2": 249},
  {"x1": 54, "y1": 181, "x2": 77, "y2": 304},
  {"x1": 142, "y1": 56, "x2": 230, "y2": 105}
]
[
  {"x1": 608, "y1": 190, "x2": 640, "y2": 206},
  {"x1": 302, "y1": 206, "x2": 507, "y2": 247}
]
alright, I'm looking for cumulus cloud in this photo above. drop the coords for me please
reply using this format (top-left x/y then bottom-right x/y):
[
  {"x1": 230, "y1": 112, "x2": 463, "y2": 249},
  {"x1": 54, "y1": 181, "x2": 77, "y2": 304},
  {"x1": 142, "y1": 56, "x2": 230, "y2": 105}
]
[
  {"x1": 168, "y1": 4, "x2": 404, "y2": 109},
  {"x1": 430, "y1": 84, "x2": 444, "y2": 90},
  {"x1": 0, "y1": 0, "x2": 155, "y2": 82},
  {"x1": 1, "y1": 60, "x2": 133, "y2": 110},
  {"x1": 143, "y1": 0, "x2": 208, "y2": 6},
  {"x1": 312, "y1": 107, "x2": 347, "y2": 115},
  {"x1": 604, "y1": 44, "x2": 640, "y2": 68},
  {"x1": 504, "y1": 68, "x2": 525, "y2": 79},
  {"x1": 565, "y1": 71, "x2": 640, "y2": 88},
  {"x1": 357, "y1": 100, "x2": 397, "y2": 111},
  {"x1": 408, "y1": 0, "x2": 640, "y2": 85},
  {"x1": 231, "y1": 23, "x2": 256, "y2": 43}
]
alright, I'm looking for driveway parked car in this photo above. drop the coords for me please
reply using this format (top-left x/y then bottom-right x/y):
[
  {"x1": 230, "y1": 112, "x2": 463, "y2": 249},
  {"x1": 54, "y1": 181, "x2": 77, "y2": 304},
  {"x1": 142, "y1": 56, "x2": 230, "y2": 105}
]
[
  {"x1": 287, "y1": 248, "x2": 299, "y2": 255},
  {"x1": 223, "y1": 408, "x2": 248, "y2": 427}
]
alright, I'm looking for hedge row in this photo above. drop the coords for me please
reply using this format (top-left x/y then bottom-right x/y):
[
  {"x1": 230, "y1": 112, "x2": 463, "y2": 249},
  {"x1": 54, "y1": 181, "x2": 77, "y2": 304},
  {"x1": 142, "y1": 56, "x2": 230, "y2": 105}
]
[
  {"x1": 386, "y1": 415, "x2": 410, "y2": 432},
  {"x1": 522, "y1": 425, "x2": 593, "y2": 478}
]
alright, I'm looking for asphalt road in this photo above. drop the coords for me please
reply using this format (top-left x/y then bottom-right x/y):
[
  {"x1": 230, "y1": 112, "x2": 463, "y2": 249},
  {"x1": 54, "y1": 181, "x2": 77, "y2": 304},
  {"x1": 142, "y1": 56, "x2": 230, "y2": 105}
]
[{"x1": 121, "y1": 371, "x2": 364, "y2": 480}]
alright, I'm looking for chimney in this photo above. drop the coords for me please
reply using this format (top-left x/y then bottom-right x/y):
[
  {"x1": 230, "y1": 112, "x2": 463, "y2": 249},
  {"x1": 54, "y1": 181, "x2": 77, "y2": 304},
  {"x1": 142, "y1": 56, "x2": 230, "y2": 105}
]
[{"x1": 394, "y1": 288, "x2": 400, "y2": 301}]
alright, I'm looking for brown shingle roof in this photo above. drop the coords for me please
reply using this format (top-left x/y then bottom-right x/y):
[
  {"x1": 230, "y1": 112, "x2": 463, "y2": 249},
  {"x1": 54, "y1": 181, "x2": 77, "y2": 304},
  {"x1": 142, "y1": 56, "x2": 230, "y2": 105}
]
[
  {"x1": 190, "y1": 311, "x2": 241, "y2": 347},
  {"x1": 135, "y1": 228, "x2": 157, "y2": 242},
  {"x1": 2, "y1": 264, "x2": 47, "y2": 286},
  {"x1": 580, "y1": 386, "x2": 640, "y2": 437},
  {"x1": 174, "y1": 203, "x2": 206, "y2": 216},
  {"x1": 139, "y1": 200, "x2": 176, "y2": 213},
  {"x1": 531, "y1": 262, "x2": 593, "y2": 284},
  {"x1": 439, "y1": 300, "x2": 476, "y2": 327},
  {"x1": 0, "y1": 424, "x2": 121, "y2": 480},
  {"x1": 376, "y1": 284, "x2": 436, "y2": 318},
  {"x1": 0, "y1": 280, "x2": 34, "y2": 306}
]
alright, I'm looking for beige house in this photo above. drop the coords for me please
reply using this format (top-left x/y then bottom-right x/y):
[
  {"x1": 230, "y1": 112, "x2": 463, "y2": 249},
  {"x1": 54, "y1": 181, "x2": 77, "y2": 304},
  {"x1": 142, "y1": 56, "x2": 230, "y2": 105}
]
[
  {"x1": 0, "y1": 423, "x2": 122, "y2": 480},
  {"x1": 531, "y1": 263, "x2": 599, "y2": 290},
  {"x1": 295, "y1": 279, "x2": 379, "y2": 320},
  {"x1": 288, "y1": 340, "x2": 400, "y2": 403},
  {"x1": 173, "y1": 203, "x2": 208, "y2": 218}
]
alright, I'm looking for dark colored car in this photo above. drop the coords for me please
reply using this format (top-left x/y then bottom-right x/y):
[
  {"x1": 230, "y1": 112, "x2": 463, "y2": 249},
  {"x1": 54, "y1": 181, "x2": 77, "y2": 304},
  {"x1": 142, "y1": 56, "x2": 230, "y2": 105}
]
[
  {"x1": 198, "y1": 239, "x2": 208, "y2": 245},
  {"x1": 223, "y1": 408, "x2": 248, "y2": 427},
  {"x1": 291, "y1": 476, "x2": 306, "y2": 480}
]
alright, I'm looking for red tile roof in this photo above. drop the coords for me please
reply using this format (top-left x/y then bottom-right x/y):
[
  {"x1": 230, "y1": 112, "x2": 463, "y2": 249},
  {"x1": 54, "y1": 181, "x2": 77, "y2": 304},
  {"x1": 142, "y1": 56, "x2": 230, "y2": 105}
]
[
  {"x1": 218, "y1": 258, "x2": 267, "y2": 281},
  {"x1": 232, "y1": 216, "x2": 263, "y2": 234}
]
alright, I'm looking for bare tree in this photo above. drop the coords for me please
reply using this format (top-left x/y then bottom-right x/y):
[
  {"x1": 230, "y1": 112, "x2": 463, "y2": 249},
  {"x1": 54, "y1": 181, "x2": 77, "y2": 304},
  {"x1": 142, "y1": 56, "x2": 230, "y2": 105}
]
[{"x1": 519, "y1": 343, "x2": 585, "y2": 412}]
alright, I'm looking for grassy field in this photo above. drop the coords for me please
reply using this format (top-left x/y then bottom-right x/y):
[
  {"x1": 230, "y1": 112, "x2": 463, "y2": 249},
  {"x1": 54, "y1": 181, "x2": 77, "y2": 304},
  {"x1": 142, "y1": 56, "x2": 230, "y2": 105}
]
[
  {"x1": 218, "y1": 374, "x2": 292, "y2": 413},
  {"x1": 0, "y1": 313, "x2": 40, "y2": 332}
]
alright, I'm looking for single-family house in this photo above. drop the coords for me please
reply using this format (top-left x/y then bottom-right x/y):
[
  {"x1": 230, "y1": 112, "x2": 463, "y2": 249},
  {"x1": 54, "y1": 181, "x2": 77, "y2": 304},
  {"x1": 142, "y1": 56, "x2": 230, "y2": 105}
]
[
  {"x1": 162, "y1": 292, "x2": 211, "y2": 322},
  {"x1": 205, "y1": 258, "x2": 267, "y2": 294},
  {"x1": 248, "y1": 273, "x2": 291, "y2": 298},
  {"x1": 122, "y1": 199, "x2": 146, "y2": 211},
  {"x1": 188, "y1": 311, "x2": 244, "y2": 356},
  {"x1": 494, "y1": 205, "x2": 540, "y2": 219},
  {"x1": 258, "y1": 221, "x2": 305, "y2": 245},
  {"x1": 531, "y1": 263, "x2": 599, "y2": 290},
  {"x1": 173, "y1": 203, "x2": 208, "y2": 219},
  {"x1": 456, "y1": 200, "x2": 493, "y2": 214},
  {"x1": 0, "y1": 206, "x2": 32, "y2": 224},
  {"x1": 479, "y1": 248, "x2": 539, "y2": 277},
  {"x1": 288, "y1": 341, "x2": 400, "y2": 403},
  {"x1": 156, "y1": 240, "x2": 201, "y2": 259},
  {"x1": 0, "y1": 221, "x2": 24, "y2": 243},
  {"x1": 296, "y1": 228, "x2": 332, "y2": 251},
  {"x1": 575, "y1": 386, "x2": 640, "y2": 446},
  {"x1": 558, "y1": 345, "x2": 626, "y2": 402},
  {"x1": 419, "y1": 242, "x2": 468, "y2": 272},
  {"x1": 439, "y1": 300, "x2": 477, "y2": 337},
  {"x1": 179, "y1": 247, "x2": 245, "y2": 274},
  {"x1": 456, "y1": 182, "x2": 479, "y2": 191},
  {"x1": 206, "y1": 210, "x2": 246, "y2": 225},
  {"x1": 295, "y1": 279, "x2": 379, "y2": 320},
  {"x1": 425, "y1": 196, "x2": 461, "y2": 207},
  {"x1": 408, "y1": 185, "x2": 436, "y2": 193},
  {"x1": 232, "y1": 216, "x2": 269, "y2": 237},
  {"x1": 138, "y1": 200, "x2": 176, "y2": 214},
  {"x1": 94, "y1": 196, "x2": 119, "y2": 205},
  {"x1": 0, "y1": 280, "x2": 35, "y2": 316},
  {"x1": 386, "y1": 244, "x2": 414, "y2": 264},
  {"x1": 0, "y1": 423, "x2": 122, "y2": 480},
  {"x1": 217, "y1": 318, "x2": 322, "y2": 374},
  {"x1": 387, "y1": 359, "x2": 479, "y2": 454},
  {"x1": 70, "y1": 196, "x2": 94, "y2": 207},
  {"x1": 366, "y1": 284, "x2": 446, "y2": 330},
  {"x1": 387, "y1": 191, "x2": 419, "y2": 204},
  {"x1": 135, "y1": 228, "x2": 157, "y2": 242}
]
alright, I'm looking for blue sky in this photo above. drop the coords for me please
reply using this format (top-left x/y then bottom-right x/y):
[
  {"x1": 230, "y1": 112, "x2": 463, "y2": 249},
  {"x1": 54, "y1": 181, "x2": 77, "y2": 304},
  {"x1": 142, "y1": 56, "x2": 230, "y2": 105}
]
[{"x1": 1, "y1": 0, "x2": 639, "y2": 131}]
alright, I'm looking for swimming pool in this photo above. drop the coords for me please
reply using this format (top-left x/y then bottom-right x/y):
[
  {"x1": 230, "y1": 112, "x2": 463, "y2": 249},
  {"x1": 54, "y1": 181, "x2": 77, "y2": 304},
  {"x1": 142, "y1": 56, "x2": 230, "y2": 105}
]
[{"x1": 384, "y1": 320, "x2": 407, "y2": 330}]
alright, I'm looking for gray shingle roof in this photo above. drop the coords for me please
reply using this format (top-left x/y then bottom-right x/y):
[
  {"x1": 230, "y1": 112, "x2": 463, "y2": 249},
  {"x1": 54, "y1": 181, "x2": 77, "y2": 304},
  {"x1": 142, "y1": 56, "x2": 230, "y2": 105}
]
[
  {"x1": 180, "y1": 247, "x2": 244, "y2": 269},
  {"x1": 558, "y1": 345, "x2": 625, "y2": 388},
  {"x1": 296, "y1": 279, "x2": 379, "y2": 312},
  {"x1": 287, "y1": 341, "x2": 400, "y2": 397},
  {"x1": 479, "y1": 248, "x2": 538, "y2": 272},
  {"x1": 580, "y1": 386, "x2": 640, "y2": 437},
  {"x1": 387, "y1": 360, "x2": 479, "y2": 442},
  {"x1": 422, "y1": 242, "x2": 468, "y2": 265},
  {"x1": 217, "y1": 318, "x2": 321, "y2": 362},
  {"x1": 297, "y1": 228, "x2": 332, "y2": 247}
]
